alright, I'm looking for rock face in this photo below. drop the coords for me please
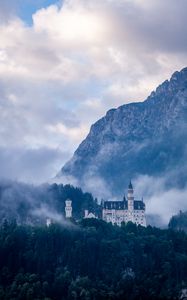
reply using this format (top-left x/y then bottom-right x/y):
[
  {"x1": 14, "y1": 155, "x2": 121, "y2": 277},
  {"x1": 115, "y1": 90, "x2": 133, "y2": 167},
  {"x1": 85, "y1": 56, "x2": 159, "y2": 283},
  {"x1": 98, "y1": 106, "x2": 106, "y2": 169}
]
[{"x1": 59, "y1": 68, "x2": 187, "y2": 195}]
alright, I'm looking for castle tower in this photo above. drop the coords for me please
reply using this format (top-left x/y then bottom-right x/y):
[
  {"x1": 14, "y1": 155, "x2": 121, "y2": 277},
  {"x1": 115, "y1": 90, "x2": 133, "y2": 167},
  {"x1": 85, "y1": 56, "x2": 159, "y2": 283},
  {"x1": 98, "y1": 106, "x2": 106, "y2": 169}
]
[
  {"x1": 65, "y1": 199, "x2": 72, "y2": 218},
  {"x1": 84, "y1": 210, "x2": 89, "y2": 218},
  {"x1": 127, "y1": 181, "x2": 134, "y2": 212}
]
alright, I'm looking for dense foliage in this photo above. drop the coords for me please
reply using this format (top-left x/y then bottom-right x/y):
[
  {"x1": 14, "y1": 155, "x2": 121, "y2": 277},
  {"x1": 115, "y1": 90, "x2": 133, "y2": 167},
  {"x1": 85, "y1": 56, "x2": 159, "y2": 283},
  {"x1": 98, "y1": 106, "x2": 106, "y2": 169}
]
[
  {"x1": 0, "y1": 219, "x2": 187, "y2": 300},
  {"x1": 169, "y1": 211, "x2": 187, "y2": 232}
]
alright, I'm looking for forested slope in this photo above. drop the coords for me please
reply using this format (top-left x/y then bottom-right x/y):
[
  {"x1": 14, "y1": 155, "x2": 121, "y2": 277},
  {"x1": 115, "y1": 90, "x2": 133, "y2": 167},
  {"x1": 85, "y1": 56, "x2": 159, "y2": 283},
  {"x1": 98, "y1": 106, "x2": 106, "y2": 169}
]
[{"x1": 0, "y1": 219, "x2": 187, "y2": 299}]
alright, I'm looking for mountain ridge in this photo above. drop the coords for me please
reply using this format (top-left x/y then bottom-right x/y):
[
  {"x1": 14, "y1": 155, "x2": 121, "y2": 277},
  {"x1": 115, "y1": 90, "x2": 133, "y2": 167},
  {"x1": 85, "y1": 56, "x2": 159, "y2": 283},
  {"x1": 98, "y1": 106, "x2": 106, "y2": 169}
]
[{"x1": 59, "y1": 67, "x2": 187, "y2": 196}]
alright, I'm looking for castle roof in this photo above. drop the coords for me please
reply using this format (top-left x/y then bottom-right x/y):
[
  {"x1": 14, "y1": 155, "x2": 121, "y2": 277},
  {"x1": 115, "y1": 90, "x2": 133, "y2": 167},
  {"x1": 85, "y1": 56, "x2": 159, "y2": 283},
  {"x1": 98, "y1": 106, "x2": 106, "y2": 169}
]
[
  {"x1": 134, "y1": 200, "x2": 145, "y2": 210},
  {"x1": 86, "y1": 212, "x2": 97, "y2": 219},
  {"x1": 103, "y1": 199, "x2": 145, "y2": 211},
  {"x1": 103, "y1": 200, "x2": 128, "y2": 210},
  {"x1": 128, "y1": 181, "x2": 133, "y2": 189}
]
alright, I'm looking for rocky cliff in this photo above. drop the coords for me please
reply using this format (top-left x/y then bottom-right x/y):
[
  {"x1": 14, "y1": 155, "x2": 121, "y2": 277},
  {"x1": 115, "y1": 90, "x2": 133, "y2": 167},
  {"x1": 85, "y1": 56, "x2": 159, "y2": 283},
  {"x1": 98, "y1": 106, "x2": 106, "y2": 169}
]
[{"x1": 59, "y1": 67, "x2": 187, "y2": 196}]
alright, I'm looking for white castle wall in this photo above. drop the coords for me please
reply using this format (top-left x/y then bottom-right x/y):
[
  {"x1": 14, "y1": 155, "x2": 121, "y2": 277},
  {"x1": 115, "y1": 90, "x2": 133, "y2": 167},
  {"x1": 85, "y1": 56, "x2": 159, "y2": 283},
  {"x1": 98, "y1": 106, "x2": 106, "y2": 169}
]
[{"x1": 102, "y1": 183, "x2": 146, "y2": 227}]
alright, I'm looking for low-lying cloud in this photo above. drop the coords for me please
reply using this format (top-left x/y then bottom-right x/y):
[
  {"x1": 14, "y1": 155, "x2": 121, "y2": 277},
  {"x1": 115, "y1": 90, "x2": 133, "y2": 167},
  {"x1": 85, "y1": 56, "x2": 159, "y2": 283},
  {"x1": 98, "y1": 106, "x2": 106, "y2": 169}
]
[
  {"x1": 134, "y1": 175, "x2": 187, "y2": 226},
  {"x1": 0, "y1": 147, "x2": 67, "y2": 184},
  {"x1": 32, "y1": 204, "x2": 75, "y2": 227},
  {"x1": 0, "y1": 180, "x2": 70, "y2": 226}
]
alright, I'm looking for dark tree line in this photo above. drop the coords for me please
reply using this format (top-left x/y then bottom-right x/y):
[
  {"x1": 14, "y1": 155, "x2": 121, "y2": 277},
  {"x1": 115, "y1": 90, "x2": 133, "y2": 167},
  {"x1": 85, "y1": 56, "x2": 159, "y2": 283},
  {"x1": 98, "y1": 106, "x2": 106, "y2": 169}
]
[{"x1": 0, "y1": 219, "x2": 187, "y2": 299}]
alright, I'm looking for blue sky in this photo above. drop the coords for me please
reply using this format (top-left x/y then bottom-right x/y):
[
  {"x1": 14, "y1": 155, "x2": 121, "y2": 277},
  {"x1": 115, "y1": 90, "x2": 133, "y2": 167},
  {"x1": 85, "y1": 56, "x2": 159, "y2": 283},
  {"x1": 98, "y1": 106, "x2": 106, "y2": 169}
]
[
  {"x1": 18, "y1": 0, "x2": 60, "y2": 25},
  {"x1": 0, "y1": 0, "x2": 186, "y2": 184}
]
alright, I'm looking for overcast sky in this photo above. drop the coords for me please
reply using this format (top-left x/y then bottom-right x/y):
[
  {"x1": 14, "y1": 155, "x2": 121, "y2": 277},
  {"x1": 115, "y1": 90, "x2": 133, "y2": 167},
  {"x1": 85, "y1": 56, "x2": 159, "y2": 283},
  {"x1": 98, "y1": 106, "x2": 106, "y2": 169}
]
[{"x1": 0, "y1": 0, "x2": 187, "y2": 183}]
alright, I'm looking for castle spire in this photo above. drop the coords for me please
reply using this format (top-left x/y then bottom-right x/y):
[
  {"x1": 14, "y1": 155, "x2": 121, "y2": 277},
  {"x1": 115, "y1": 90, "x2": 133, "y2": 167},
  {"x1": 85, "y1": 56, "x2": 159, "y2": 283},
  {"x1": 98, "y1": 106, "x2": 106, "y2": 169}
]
[
  {"x1": 128, "y1": 180, "x2": 133, "y2": 190},
  {"x1": 127, "y1": 180, "x2": 134, "y2": 212}
]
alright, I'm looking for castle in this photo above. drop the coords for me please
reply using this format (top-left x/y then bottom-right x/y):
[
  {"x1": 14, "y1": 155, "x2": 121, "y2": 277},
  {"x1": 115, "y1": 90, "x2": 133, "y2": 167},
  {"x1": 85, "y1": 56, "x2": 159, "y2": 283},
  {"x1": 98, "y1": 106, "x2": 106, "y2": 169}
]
[
  {"x1": 102, "y1": 182, "x2": 146, "y2": 227},
  {"x1": 62, "y1": 182, "x2": 146, "y2": 227}
]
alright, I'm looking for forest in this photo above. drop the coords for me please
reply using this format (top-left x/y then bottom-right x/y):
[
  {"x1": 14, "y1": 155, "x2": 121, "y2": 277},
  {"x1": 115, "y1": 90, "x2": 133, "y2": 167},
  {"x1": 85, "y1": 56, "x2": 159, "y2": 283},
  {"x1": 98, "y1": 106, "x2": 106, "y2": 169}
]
[{"x1": 0, "y1": 218, "x2": 187, "y2": 300}]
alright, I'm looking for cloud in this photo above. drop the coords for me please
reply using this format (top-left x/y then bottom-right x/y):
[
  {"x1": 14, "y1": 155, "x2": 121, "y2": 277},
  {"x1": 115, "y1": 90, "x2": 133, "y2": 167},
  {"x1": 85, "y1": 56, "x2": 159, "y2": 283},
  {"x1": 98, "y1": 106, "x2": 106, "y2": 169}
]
[
  {"x1": 0, "y1": 146, "x2": 67, "y2": 184},
  {"x1": 32, "y1": 204, "x2": 75, "y2": 227},
  {"x1": 0, "y1": 0, "x2": 18, "y2": 23},
  {"x1": 0, "y1": 0, "x2": 187, "y2": 183},
  {"x1": 0, "y1": 179, "x2": 76, "y2": 227},
  {"x1": 134, "y1": 175, "x2": 187, "y2": 227}
]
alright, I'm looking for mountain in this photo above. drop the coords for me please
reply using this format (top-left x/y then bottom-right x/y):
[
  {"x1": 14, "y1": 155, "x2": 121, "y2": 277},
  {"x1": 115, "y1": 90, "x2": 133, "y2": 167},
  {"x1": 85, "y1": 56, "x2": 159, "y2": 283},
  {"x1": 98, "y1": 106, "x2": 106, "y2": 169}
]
[{"x1": 59, "y1": 67, "x2": 187, "y2": 196}]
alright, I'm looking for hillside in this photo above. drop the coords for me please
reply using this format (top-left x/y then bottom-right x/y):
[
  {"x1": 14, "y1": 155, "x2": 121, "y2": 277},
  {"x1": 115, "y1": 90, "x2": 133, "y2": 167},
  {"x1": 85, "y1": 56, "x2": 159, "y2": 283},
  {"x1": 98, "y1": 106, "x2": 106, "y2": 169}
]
[{"x1": 0, "y1": 220, "x2": 186, "y2": 300}]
